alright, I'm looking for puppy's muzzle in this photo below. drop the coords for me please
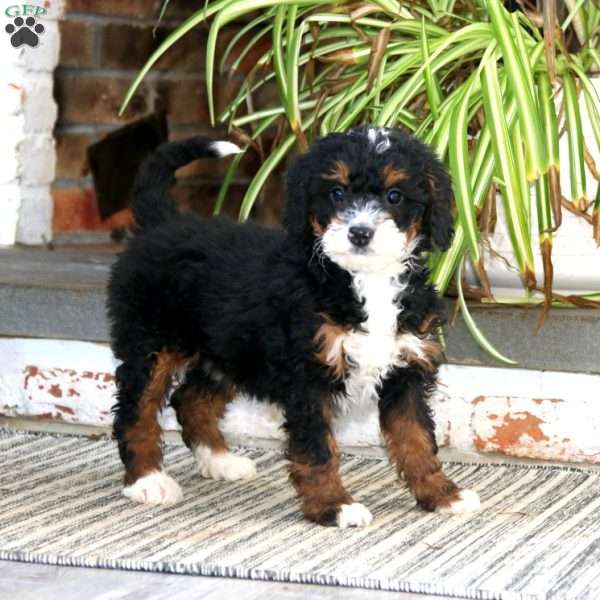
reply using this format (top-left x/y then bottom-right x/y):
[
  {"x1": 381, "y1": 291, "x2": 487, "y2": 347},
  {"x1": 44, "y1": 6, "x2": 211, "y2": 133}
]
[{"x1": 348, "y1": 225, "x2": 374, "y2": 248}]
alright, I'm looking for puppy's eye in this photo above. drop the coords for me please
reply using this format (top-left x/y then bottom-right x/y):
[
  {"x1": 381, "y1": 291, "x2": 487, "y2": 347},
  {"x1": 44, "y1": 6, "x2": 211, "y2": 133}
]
[
  {"x1": 330, "y1": 186, "x2": 345, "y2": 203},
  {"x1": 387, "y1": 188, "x2": 403, "y2": 205}
]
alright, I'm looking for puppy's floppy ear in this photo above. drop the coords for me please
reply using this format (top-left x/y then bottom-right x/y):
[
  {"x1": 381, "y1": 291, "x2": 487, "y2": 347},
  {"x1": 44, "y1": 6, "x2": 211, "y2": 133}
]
[
  {"x1": 284, "y1": 151, "x2": 312, "y2": 240},
  {"x1": 422, "y1": 155, "x2": 454, "y2": 250}
]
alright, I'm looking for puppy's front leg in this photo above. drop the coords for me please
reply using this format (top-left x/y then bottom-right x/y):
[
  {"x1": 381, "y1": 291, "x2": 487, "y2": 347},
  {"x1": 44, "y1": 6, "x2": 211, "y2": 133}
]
[
  {"x1": 285, "y1": 399, "x2": 372, "y2": 528},
  {"x1": 379, "y1": 368, "x2": 481, "y2": 514}
]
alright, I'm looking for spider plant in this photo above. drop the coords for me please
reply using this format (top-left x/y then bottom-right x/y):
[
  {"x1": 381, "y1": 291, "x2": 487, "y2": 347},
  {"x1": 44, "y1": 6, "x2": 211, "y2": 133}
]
[{"x1": 121, "y1": 0, "x2": 600, "y2": 363}]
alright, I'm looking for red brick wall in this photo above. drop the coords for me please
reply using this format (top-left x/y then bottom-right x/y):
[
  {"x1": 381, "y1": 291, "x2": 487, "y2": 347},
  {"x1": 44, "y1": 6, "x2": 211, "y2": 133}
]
[{"x1": 53, "y1": 0, "x2": 279, "y2": 239}]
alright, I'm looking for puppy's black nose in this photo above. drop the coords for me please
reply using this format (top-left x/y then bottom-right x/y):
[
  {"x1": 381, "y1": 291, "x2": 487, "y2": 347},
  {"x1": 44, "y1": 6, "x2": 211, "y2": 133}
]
[{"x1": 348, "y1": 225, "x2": 374, "y2": 248}]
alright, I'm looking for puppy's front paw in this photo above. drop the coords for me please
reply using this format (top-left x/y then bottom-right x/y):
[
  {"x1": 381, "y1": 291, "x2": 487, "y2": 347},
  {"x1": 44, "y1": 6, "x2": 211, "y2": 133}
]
[
  {"x1": 123, "y1": 471, "x2": 183, "y2": 505},
  {"x1": 336, "y1": 503, "x2": 373, "y2": 528},
  {"x1": 437, "y1": 488, "x2": 481, "y2": 514},
  {"x1": 195, "y1": 447, "x2": 257, "y2": 481}
]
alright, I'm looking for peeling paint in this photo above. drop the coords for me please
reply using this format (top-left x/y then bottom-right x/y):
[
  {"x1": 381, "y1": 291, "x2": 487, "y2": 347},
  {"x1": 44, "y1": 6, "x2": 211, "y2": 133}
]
[
  {"x1": 532, "y1": 398, "x2": 563, "y2": 405},
  {"x1": 475, "y1": 411, "x2": 549, "y2": 451},
  {"x1": 24, "y1": 366, "x2": 39, "y2": 389},
  {"x1": 48, "y1": 384, "x2": 62, "y2": 398},
  {"x1": 4, "y1": 339, "x2": 600, "y2": 465},
  {"x1": 18, "y1": 363, "x2": 117, "y2": 426}
]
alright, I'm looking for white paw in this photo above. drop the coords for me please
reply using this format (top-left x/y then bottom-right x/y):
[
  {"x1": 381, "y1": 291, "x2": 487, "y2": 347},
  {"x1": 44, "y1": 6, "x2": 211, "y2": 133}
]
[
  {"x1": 337, "y1": 503, "x2": 373, "y2": 528},
  {"x1": 194, "y1": 446, "x2": 256, "y2": 481},
  {"x1": 438, "y1": 489, "x2": 481, "y2": 514},
  {"x1": 123, "y1": 471, "x2": 183, "y2": 505}
]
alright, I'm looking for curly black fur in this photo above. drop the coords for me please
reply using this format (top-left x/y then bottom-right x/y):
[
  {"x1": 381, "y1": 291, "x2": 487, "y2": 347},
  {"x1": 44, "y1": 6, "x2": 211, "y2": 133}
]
[{"x1": 108, "y1": 125, "x2": 456, "y2": 520}]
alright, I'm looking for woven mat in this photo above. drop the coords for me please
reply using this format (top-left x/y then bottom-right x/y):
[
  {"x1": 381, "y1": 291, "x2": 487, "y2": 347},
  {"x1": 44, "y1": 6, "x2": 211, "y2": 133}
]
[{"x1": 1, "y1": 430, "x2": 600, "y2": 599}]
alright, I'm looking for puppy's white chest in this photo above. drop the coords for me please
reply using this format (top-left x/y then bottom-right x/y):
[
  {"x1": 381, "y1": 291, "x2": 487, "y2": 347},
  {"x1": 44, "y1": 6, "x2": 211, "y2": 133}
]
[{"x1": 341, "y1": 273, "x2": 406, "y2": 409}]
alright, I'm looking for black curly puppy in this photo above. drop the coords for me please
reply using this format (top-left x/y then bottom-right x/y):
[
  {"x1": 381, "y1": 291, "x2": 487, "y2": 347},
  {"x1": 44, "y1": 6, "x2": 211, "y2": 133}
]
[{"x1": 108, "y1": 125, "x2": 480, "y2": 527}]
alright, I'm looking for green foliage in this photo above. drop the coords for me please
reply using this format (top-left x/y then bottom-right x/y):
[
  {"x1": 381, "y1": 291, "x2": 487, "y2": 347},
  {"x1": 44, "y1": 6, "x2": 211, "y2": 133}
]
[{"x1": 122, "y1": 0, "x2": 600, "y2": 362}]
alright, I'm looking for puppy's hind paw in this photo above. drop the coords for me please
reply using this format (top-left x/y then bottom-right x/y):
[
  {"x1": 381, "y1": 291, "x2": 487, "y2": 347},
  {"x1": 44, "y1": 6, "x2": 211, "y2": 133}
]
[
  {"x1": 337, "y1": 503, "x2": 373, "y2": 528},
  {"x1": 195, "y1": 447, "x2": 257, "y2": 481},
  {"x1": 437, "y1": 489, "x2": 481, "y2": 514},
  {"x1": 123, "y1": 471, "x2": 183, "y2": 505}
]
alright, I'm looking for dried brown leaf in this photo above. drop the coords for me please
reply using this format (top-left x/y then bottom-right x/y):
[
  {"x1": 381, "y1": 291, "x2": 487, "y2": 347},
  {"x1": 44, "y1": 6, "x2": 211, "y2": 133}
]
[
  {"x1": 367, "y1": 27, "x2": 390, "y2": 93},
  {"x1": 542, "y1": 0, "x2": 558, "y2": 83},
  {"x1": 535, "y1": 238, "x2": 554, "y2": 334},
  {"x1": 548, "y1": 165, "x2": 562, "y2": 230}
]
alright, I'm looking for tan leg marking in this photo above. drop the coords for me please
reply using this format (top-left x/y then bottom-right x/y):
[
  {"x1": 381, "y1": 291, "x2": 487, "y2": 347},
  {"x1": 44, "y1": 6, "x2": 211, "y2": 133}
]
[
  {"x1": 176, "y1": 382, "x2": 256, "y2": 481},
  {"x1": 178, "y1": 384, "x2": 233, "y2": 453},
  {"x1": 288, "y1": 409, "x2": 372, "y2": 528},
  {"x1": 381, "y1": 407, "x2": 466, "y2": 512},
  {"x1": 124, "y1": 351, "x2": 186, "y2": 485}
]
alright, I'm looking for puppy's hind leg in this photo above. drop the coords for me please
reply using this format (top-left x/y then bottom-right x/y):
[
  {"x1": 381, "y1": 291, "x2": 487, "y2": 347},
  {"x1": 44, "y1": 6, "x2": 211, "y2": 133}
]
[
  {"x1": 171, "y1": 368, "x2": 256, "y2": 481},
  {"x1": 114, "y1": 351, "x2": 185, "y2": 505}
]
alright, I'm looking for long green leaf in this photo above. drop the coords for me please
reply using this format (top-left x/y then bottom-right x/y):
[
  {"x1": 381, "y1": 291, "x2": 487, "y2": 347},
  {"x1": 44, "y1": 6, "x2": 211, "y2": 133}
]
[
  {"x1": 214, "y1": 150, "x2": 246, "y2": 216},
  {"x1": 206, "y1": 0, "x2": 326, "y2": 124},
  {"x1": 511, "y1": 122, "x2": 531, "y2": 228},
  {"x1": 432, "y1": 97, "x2": 519, "y2": 294},
  {"x1": 562, "y1": 71, "x2": 587, "y2": 209},
  {"x1": 238, "y1": 135, "x2": 296, "y2": 221},
  {"x1": 571, "y1": 64, "x2": 600, "y2": 150},
  {"x1": 488, "y1": 0, "x2": 547, "y2": 179},
  {"x1": 273, "y1": 7, "x2": 289, "y2": 105},
  {"x1": 120, "y1": 0, "x2": 232, "y2": 114},
  {"x1": 376, "y1": 24, "x2": 492, "y2": 125},
  {"x1": 420, "y1": 17, "x2": 442, "y2": 118},
  {"x1": 481, "y1": 61, "x2": 535, "y2": 287},
  {"x1": 456, "y1": 260, "x2": 517, "y2": 365},
  {"x1": 286, "y1": 19, "x2": 309, "y2": 149},
  {"x1": 219, "y1": 11, "x2": 273, "y2": 73},
  {"x1": 535, "y1": 175, "x2": 553, "y2": 241},
  {"x1": 228, "y1": 25, "x2": 272, "y2": 75},
  {"x1": 448, "y1": 76, "x2": 479, "y2": 266}
]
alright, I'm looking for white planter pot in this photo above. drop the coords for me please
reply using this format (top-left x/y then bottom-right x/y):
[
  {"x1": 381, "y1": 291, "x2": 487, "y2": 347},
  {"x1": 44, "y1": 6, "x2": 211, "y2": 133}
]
[{"x1": 467, "y1": 78, "x2": 600, "y2": 297}]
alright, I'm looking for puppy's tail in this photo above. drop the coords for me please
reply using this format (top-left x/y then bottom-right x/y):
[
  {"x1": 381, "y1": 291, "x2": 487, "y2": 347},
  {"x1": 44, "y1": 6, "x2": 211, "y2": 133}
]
[{"x1": 132, "y1": 137, "x2": 242, "y2": 231}]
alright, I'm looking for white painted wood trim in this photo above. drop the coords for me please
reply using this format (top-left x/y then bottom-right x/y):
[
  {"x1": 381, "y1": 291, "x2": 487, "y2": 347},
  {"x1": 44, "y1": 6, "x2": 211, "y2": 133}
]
[
  {"x1": 1, "y1": 337, "x2": 599, "y2": 464},
  {"x1": 0, "y1": 2, "x2": 62, "y2": 245}
]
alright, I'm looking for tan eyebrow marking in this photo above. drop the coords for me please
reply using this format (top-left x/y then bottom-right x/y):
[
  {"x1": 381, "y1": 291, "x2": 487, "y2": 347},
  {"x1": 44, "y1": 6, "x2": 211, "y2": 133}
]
[
  {"x1": 322, "y1": 160, "x2": 350, "y2": 185},
  {"x1": 382, "y1": 164, "x2": 409, "y2": 187}
]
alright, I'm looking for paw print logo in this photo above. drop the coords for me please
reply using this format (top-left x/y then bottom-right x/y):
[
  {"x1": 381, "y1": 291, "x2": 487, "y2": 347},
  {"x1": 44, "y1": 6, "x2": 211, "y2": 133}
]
[{"x1": 5, "y1": 16, "x2": 45, "y2": 48}]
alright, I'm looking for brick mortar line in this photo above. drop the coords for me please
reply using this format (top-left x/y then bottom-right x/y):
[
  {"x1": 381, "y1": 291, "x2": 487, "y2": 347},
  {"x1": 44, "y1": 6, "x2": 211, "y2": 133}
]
[
  {"x1": 55, "y1": 123, "x2": 231, "y2": 135},
  {"x1": 62, "y1": 12, "x2": 249, "y2": 28},
  {"x1": 62, "y1": 12, "x2": 193, "y2": 28},
  {"x1": 55, "y1": 123, "x2": 121, "y2": 135},
  {"x1": 91, "y1": 13, "x2": 103, "y2": 70},
  {"x1": 55, "y1": 67, "x2": 208, "y2": 81},
  {"x1": 52, "y1": 176, "x2": 252, "y2": 188}
]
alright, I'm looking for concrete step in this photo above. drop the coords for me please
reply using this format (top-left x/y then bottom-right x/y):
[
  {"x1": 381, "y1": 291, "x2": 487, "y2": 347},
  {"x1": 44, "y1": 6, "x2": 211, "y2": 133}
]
[
  {"x1": 0, "y1": 246, "x2": 598, "y2": 374},
  {"x1": 1, "y1": 246, "x2": 599, "y2": 465}
]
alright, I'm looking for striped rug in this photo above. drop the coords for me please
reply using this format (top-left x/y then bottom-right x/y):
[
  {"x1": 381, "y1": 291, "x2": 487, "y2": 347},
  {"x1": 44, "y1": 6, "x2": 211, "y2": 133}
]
[{"x1": 1, "y1": 430, "x2": 600, "y2": 599}]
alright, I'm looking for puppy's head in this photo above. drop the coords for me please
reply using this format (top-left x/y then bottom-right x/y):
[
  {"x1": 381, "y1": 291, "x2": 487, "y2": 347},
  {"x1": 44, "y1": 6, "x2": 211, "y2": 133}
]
[{"x1": 285, "y1": 125, "x2": 453, "y2": 273}]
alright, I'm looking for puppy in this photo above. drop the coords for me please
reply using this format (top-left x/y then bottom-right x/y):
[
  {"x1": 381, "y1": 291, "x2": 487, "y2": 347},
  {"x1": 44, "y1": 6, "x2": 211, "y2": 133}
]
[{"x1": 108, "y1": 125, "x2": 480, "y2": 527}]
